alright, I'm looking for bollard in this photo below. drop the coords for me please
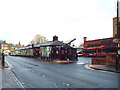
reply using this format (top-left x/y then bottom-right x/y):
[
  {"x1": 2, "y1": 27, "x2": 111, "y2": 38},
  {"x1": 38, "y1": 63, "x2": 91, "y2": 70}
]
[{"x1": 2, "y1": 53, "x2": 5, "y2": 67}]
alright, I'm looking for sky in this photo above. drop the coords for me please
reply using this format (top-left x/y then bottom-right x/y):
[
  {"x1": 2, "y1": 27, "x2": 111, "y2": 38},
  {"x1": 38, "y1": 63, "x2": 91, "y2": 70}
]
[{"x1": 0, "y1": 0, "x2": 118, "y2": 46}]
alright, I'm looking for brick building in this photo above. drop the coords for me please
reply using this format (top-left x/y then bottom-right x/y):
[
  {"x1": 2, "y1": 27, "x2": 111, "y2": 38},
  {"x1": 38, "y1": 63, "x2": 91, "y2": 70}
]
[
  {"x1": 113, "y1": 17, "x2": 120, "y2": 37},
  {"x1": 83, "y1": 17, "x2": 120, "y2": 48},
  {"x1": 83, "y1": 17, "x2": 120, "y2": 67},
  {"x1": 83, "y1": 37, "x2": 117, "y2": 48}
]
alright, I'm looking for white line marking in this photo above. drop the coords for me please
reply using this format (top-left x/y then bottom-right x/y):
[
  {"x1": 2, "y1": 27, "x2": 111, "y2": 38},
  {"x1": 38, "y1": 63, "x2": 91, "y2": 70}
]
[
  {"x1": 5, "y1": 58, "x2": 25, "y2": 89},
  {"x1": 11, "y1": 70, "x2": 25, "y2": 89},
  {"x1": 5, "y1": 60, "x2": 14, "y2": 69}
]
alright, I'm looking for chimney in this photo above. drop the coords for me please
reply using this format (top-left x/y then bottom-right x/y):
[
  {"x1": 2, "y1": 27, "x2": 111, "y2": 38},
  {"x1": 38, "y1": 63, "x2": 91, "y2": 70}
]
[
  {"x1": 53, "y1": 35, "x2": 58, "y2": 41},
  {"x1": 84, "y1": 37, "x2": 87, "y2": 42}
]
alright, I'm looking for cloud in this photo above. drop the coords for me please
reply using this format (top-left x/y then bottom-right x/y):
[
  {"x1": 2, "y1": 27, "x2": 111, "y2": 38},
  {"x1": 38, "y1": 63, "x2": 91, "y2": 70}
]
[{"x1": 0, "y1": 0, "x2": 116, "y2": 46}]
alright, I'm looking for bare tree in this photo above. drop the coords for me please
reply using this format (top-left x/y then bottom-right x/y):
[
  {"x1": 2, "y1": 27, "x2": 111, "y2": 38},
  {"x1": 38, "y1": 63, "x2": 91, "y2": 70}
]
[{"x1": 30, "y1": 34, "x2": 48, "y2": 44}]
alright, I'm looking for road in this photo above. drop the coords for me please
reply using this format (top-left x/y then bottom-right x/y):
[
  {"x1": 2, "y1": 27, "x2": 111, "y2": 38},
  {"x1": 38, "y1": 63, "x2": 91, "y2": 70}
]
[{"x1": 5, "y1": 56, "x2": 118, "y2": 88}]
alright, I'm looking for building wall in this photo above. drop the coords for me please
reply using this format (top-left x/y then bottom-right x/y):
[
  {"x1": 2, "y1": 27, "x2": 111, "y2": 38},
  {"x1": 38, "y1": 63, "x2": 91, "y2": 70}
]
[
  {"x1": 113, "y1": 17, "x2": 120, "y2": 37},
  {"x1": 0, "y1": 44, "x2": 9, "y2": 53},
  {"x1": 92, "y1": 53, "x2": 120, "y2": 66},
  {"x1": 83, "y1": 37, "x2": 117, "y2": 48}
]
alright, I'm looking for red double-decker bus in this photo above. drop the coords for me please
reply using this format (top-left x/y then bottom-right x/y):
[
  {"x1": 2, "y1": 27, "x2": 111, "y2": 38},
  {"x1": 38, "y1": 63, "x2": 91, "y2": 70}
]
[{"x1": 82, "y1": 45, "x2": 106, "y2": 57}]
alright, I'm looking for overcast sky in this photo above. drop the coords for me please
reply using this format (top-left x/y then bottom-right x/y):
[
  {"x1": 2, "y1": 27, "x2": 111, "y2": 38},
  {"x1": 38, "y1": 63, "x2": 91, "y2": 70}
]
[{"x1": 0, "y1": 0, "x2": 118, "y2": 46}]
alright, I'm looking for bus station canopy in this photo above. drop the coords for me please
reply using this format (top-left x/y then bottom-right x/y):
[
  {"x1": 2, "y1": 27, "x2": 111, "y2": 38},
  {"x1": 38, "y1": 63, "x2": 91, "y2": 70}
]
[
  {"x1": 13, "y1": 41, "x2": 72, "y2": 51},
  {"x1": 34, "y1": 41, "x2": 66, "y2": 47}
]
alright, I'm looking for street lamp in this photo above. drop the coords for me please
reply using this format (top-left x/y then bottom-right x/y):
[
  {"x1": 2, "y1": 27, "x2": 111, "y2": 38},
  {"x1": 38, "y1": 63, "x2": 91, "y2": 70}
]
[{"x1": 115, "y1": 0, "x2": 120, "y2": 71}]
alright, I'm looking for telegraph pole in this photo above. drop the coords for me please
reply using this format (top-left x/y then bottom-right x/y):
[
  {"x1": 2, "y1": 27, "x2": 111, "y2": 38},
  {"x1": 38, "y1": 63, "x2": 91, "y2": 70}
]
[
  {"x1": 117, "y1": 0, "x2": 119, "y2": 39},
  {"x1": 116, "y1": 0, "x2": 120, "y2": 71}
]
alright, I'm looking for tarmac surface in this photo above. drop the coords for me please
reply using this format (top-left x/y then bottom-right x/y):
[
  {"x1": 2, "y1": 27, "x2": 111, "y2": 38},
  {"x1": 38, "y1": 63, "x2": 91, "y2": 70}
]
[{"x1": 0, "y1": 56, "x2": 120, "y2": 89}]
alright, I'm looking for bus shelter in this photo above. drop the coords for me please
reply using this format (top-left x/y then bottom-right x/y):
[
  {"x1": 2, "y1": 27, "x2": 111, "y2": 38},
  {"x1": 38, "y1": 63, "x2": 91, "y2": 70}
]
[{"x1": 34, "y1": 41, "x2": 77, "y2": 61}]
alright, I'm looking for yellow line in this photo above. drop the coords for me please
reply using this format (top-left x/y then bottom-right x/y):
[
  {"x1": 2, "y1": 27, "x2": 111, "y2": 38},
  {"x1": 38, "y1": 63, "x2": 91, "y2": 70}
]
[
  {"x1": 85, "y1": 65, "x2": 120, "y2": 74},
  {"x1": 51, "y1": 60, "x2": 75, "y2": 63}
]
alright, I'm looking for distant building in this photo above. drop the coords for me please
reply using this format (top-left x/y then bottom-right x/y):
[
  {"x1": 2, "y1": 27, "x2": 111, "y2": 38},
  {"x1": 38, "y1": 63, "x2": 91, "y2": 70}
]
[
  {"x1": 0, "y1": 40, "x2": 23, "y2": 54},
  {"x1": 8, "y1": 45, "x2": 19, "y2": 51},
  {"x1": 0, "y1": 40, "x2": 9, "y2": 53}
]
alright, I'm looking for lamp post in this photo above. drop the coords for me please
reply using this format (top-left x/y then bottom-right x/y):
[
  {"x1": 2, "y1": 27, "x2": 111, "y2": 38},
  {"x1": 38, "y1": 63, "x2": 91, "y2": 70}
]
[
  {"x1": 117, "y1": 0, "x2": 120, "y2": 39},
  {"x1": 116, "y1": 0, "x2": 120, "y2": 71},
  {"x1": 2, "y1": 44, "x2": 5, "y2": 67}
]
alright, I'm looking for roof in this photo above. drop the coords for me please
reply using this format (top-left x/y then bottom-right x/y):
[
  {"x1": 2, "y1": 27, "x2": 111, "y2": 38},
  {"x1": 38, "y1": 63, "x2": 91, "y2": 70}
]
[
  {"x1": 85, "y1": 37, "x2": 114, "y2": 42},
  {"x1": 34, "y1": 41, "x2": 66, "y2": 47},
  {"x1": 9, "y1": 45, "x2": 19, "y2": 48},
  {"x1": 12, "y1": 46, "x2": 32, "y2": 51},
  {"x1": 13, "y1": 41, "x2": 73, "y2": 51},
  {"x1": 0, "y1": 42, "x2": 8, "y2": 44}
]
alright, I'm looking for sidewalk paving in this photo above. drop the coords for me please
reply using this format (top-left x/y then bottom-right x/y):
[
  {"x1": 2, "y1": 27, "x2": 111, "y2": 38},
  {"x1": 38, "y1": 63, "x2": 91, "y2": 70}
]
[
  {"x1": 2, "y1": 68, "x2": 23, "y2": 88},
  {"x1": 89, "y1": 64, "x2": 120, "y2": 73},
  {"x1": 0, "y1": 60, "x2": 23, "y2": 89}
]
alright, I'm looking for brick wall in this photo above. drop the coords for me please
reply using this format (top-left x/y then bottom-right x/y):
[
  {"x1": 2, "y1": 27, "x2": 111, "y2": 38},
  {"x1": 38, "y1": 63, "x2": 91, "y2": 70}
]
[
  {"x1": 92, "y1": 57, "x2": 106, "y2": 65},
  {"x1": 92, "y1": 53, "x2": 120, "y2": 66},
  {"x1": 84, "y1": 37, "x2": 117, "y2": 48}
]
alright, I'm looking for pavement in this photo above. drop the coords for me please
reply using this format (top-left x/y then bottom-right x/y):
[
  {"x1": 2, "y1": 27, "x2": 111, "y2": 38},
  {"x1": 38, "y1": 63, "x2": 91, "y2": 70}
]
[{"x1": 0, "y1": 60, "x2": 24, "y2": 89}]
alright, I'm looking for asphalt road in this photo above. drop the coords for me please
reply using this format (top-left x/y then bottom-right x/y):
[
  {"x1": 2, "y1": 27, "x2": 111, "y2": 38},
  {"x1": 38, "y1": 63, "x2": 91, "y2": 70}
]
[{"x1": 5, "y1": 56, "x2": 118, "y2": 88}]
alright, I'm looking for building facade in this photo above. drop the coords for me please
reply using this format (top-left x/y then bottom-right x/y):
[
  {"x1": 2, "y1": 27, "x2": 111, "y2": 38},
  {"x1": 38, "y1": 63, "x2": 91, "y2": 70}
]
[
  {"x1": 83, "y1": 37, "x2": 117, "y2": 48},
  {"x1": 0, "y1": 40, "x2": 22, "y2": 54},
  {"x1": 113, "y1": 17, "x2": 120, "y2": 37},
  {"x1": 0, "y1": 41, "x2": 9, "y2": 54}
]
